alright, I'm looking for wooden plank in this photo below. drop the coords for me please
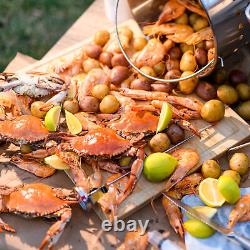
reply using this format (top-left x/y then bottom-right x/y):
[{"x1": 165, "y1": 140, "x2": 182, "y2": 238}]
[{"x1": 13, "y1": 19, "x2": 250, "y2": 220}]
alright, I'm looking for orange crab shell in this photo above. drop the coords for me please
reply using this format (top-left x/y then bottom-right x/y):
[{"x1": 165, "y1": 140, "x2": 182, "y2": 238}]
[
  {"x1": 108, "y1": 110, "x2": 159, "y2": 133},
  {"x1": 5, "y1": 183, "x2": 69, "y2": 216},
  {"x1": 68, "y1": 127, "x2": 131, "y2": 157},
  {"x1": 0, "y1": 115, "x2": 49, "y2": 143}
]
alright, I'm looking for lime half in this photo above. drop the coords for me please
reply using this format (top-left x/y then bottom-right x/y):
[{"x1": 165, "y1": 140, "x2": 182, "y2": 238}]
[
  {"x1": 44, "y1": 154, "x2": 69, "y2": 170},
  {"x1": 217, "y1": 176, "x2": 240, "y2": 204},
  {"x1": 44, "y1": 105, "x2": 61, "y2": 132},
  {"x1": 157, "y1": 102, "x2": 172, "y2": 133},
  {"x1": 199, "y1": 178, "x2": 226, "y2": 207},
  {"x1": 65, "y1": 110, "x2": 82, "y2": 135},
  {"x1": 186, "y1": 206, "x2": 217, "y2": 220},
  {"x1": 183, "y1": 219, "x2": 215, "y2": 238}
]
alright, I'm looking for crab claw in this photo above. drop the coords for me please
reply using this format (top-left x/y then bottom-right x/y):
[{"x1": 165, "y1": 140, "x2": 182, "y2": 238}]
[
  {"x1": 39, "y1": 207, "x2": 71, "y2": 250},
  {"x1": 117, "y1": 147, "x2": 144, "y2": 204},
  {"x1": 0, "y1": 218, "x2": 15, "y2": 233}
]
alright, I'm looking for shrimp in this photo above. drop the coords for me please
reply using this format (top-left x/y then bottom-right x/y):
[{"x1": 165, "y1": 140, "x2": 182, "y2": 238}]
[
  {"x1": 177, "y1": 0, "x2": 208, "y2": 18},
  {"x1": 98, "y1": 173, "x2": 128, "y2": 221},
  {"x1": 118, "y1": 230, "x2": 148, "y2": 250},
  {"x1": 157, "y1": 0, "x2": 186, "y2": 25},
  {"x1": 151, "y1": 100, "x2": 200, "y2": 120},
  {"x1": 74, "y1": 112, "x2": 100, "y2": 130},
  {"x1": 166, "y1": 95, "x2": 203, "y2": 111},
  {"x1": 135, "y1": 39, "x2": 166, "y2": 68},
  {"x1": 120, "y1": 88, "x2": 168, "y2": 101},
  {"x1": 163, "y1": 173, "x2": 203, "y2": 238},
  {"x1": 228, "y1": 194, "x2": 250, "y2": 229},
  {"x1": 143, "y1": 23, "x2": 193, "y2": 43},
  {"x1": 165, "y1": 148, "x2": 200, "y2": 191},
  {"x1": 185, "y1": 27, "x2": 213, "y2": 45}
]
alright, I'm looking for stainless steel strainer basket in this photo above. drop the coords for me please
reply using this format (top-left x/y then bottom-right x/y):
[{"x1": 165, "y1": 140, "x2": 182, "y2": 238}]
[{"x1": 115, "y1": 0, "x2": 250, "y2": 83}]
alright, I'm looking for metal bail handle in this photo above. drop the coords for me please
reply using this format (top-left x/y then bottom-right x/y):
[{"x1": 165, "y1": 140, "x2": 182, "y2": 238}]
[{"x1": 114, "y1": 0, "x2": 216, "y2": 83}]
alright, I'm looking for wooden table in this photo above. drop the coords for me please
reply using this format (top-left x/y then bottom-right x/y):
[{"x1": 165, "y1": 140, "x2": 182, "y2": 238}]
[{"x1": 1, "y1": 0, "x2": 250, "y2": 249}]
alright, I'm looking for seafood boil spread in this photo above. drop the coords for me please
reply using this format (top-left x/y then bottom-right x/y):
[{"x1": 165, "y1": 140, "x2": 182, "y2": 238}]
[{"x1": 0, "y1": 0, "x2": 250, "y2": 249}]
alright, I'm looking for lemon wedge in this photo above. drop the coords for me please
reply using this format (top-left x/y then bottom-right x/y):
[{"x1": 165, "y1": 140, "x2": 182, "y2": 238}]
[
  {"x1": 44, "y1": 155, "x2": 69, "y2": 170},
  {"x1": 44, "y1": 106, "x2": 61, "y2": 132},
  {"x1": 65, "y1": 110, "x2": 82, "y2": 135},
  {"x1": 186, "y1": 206, "x2": 217, "y2": 220},
  {"x1": 156, "y1": 102, "x2": 172, "y2": 133},
  {"x1": 199, "y1": 178, "x2": 226, "y2": 207}
]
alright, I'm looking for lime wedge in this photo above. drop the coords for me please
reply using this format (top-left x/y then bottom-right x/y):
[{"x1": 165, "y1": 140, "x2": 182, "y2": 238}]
[
  {"x1": 199, "y1": 178, "x2": 226, "y2": 207},
  {"x1": 44, "y1": 105, "x2": 61, "y2": 132},
  {"x1": 186, "y1": 206, "x2": 217, "y2": 220},
  {"x1": 183, "y1": 219, "x2": 215, "y2": 238},
  {"x1": 156, "y1": 102, "x2": 172, "y2": 133},
  {"x1": 44, "y1": 154, "x2": 69, "y2": 170},
  {"x1": 65, "y1": 110, "x2": 82, "y2": 135}
]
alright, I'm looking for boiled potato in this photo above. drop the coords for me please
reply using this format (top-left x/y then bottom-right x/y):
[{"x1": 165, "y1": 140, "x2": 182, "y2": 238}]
[
  {"x1": 236, "y1": 83, "x2": 250, "y2": 101},
  {"x1": 63, "y1": 99, "x2": 79, "y2": 114},
  {"x1": 180, "y1": 51, "x2": 197, "y2": 72},
  {"x1": 85, "y1": 44, "x2": 102, "y2": 59},
  {"x1": 94, "y1": 30, "x2": 110, "y2": 46},
  {"x1": 91, "y1": 84, "x2": 110, "y2": 100},
  {"x1": 229, "y1": 69, "x2": 247, "y2": 85},
  {"x1": 166, "y1": 124, "x2": 185, "y2": 144},
  {"x1": 213, "y1": 69, "x2": 227, "y2": 84},
  {"x1": 169, "y1": 47, "x2": 182, "y2": 60},
  {"x1": 111, "y1": 54, "x2": 129, "y2": 67},
  {"x1": 99, "y1": 52, "x2": 112, "y2": 67},
  {"x1": 193, "y1": 17, "x2": 209, "y2": 31},
  {"x1": 153, "y1": 62, "x2": 166, "y2": 76},
  {"x1": 149, "y1": 133, "x2": 170, "y2": 152},
  {"x1": 180, "y1": 43, "x2": 194, "y2": 53},
  {"x1": 139, "y1": 66, "x2": 156, "y2": 79},
  {"x1": 165, "y1": 70, "x2": 181, "y2": 80},
  {"x1": 110, "y1": 66, "x2": 129, "y2": 85},
  {"x1": 229, "y1": 153, "x2": 249, "y2": 175},
  {"x1": 118, "y1": 27, "x2": 133, "y2": 41},
  {"x1": 217, "y1": 85, "x2": 238, "y2": 105},
  {"x1": 133, "y1": 37, "x2": 147, "y2": 51},
  {"x1": 189, "y1": 13, "x2": 199, "y2": 26},
  {"x1": 83, "y1": 58, "x2": 100, "y2": 73},
  {"x1": 79, "y1": 96, "x2": 99, "y2": 112},
  {"x1": 151, "y1": 83, "x2": 173, "y2": 93},
  {"x1": 195, "y1": 48, "x2": 207, "y2": 66},
  {"x1": 166, "y1": 59, "x2": 180, "y2": 71},
  {"x1": 178, "y1": 71, "x2": 198, "y2": 94},
  {"x1": 201, "y1": 100, "x2": 225, "y2": 122},
  {"x1": 195, "y1": 81, "x2": 216, "y2": 101},
  {"x1": 130, "y1": 79, "x2": 151, "y2": 91},
  {"x1": 236, "y1": 101, "x2": 250, "y2": 120},
  {"x1": 100, "y1": 95, "x2": 120, "y2": 114},
  {"x1": 201, "y1": 160, "x2": 221, "y2": 179},
  {"x1": 175, "y1": 13, "x2": 188, "y2": 24}
]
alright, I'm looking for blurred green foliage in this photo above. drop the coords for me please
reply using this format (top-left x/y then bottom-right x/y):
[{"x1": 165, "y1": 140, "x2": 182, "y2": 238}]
[{"x1": 0, "y1": 0, "x2": 93, "y2": 71}]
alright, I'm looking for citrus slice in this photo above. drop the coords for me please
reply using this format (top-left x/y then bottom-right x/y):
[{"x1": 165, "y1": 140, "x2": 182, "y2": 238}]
[
  {"x1": 44, "y1": 105, "x2": 61, "y2": 132},
  {"x1": 156, "y1": 102, "x2": 172, "y2": 133},
  {"x1": 44, "y1": 154, "x2": 69, "y2": 170},
  {"x1": 217, "y1": 176, "x2": 240, "y2": 204},
  {"x1": 199, "y1": 178, "x2": 226, "y2": 207},
  {"x1": 183, "y1": 219, "x2": 215, "y2": 238},
  {"x1": 65, "y1": 110, "x2": 82, "y2": 135},
  {"x1": 186, "y1": 206, "x2": 217, "y2": 220}
]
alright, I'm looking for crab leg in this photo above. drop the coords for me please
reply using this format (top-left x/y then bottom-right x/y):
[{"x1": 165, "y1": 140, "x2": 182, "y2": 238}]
[
  {"x1": 174, "y1": 119, "x2": 201, "y2": 137},
  {"x1": 117, "y1": 147, "x2": 144, "y2": 204},
  {"x1": 11, "y1": 156, "x2": 56, "y2": 178},
  {"x1": 39, "y1": 207, "x2": 72, "y2": 250}
]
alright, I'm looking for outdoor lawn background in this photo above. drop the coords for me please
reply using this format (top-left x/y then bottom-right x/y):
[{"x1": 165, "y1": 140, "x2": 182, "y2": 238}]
[{"x1": 0, "y1": 0, "x2": 93, "y2": 71}]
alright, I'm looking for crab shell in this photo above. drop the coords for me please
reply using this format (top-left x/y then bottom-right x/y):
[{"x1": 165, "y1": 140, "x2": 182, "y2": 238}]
[
  {"x1": 108, "y1": 110, "x2": 159, "y2": 134},
  {"x1": 0, "y1": 115, "x2": 49, "y2": 144},
  {"x1": 4, "y1": 183, "x2": 70, "y2": 216},
  {"x1": 66, "y1": 127, "x2": 131, "y2": 158}
]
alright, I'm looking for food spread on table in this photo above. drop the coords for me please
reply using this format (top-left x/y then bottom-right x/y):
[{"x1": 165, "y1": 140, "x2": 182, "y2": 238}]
[{"x1": 0, "y1": 0, "x2": 249, "y2": 249}]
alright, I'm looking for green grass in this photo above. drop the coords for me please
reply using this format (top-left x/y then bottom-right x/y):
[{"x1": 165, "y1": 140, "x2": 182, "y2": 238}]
[{"x1": 0, "y1": 0, "x2": 93, "y2": 71}]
